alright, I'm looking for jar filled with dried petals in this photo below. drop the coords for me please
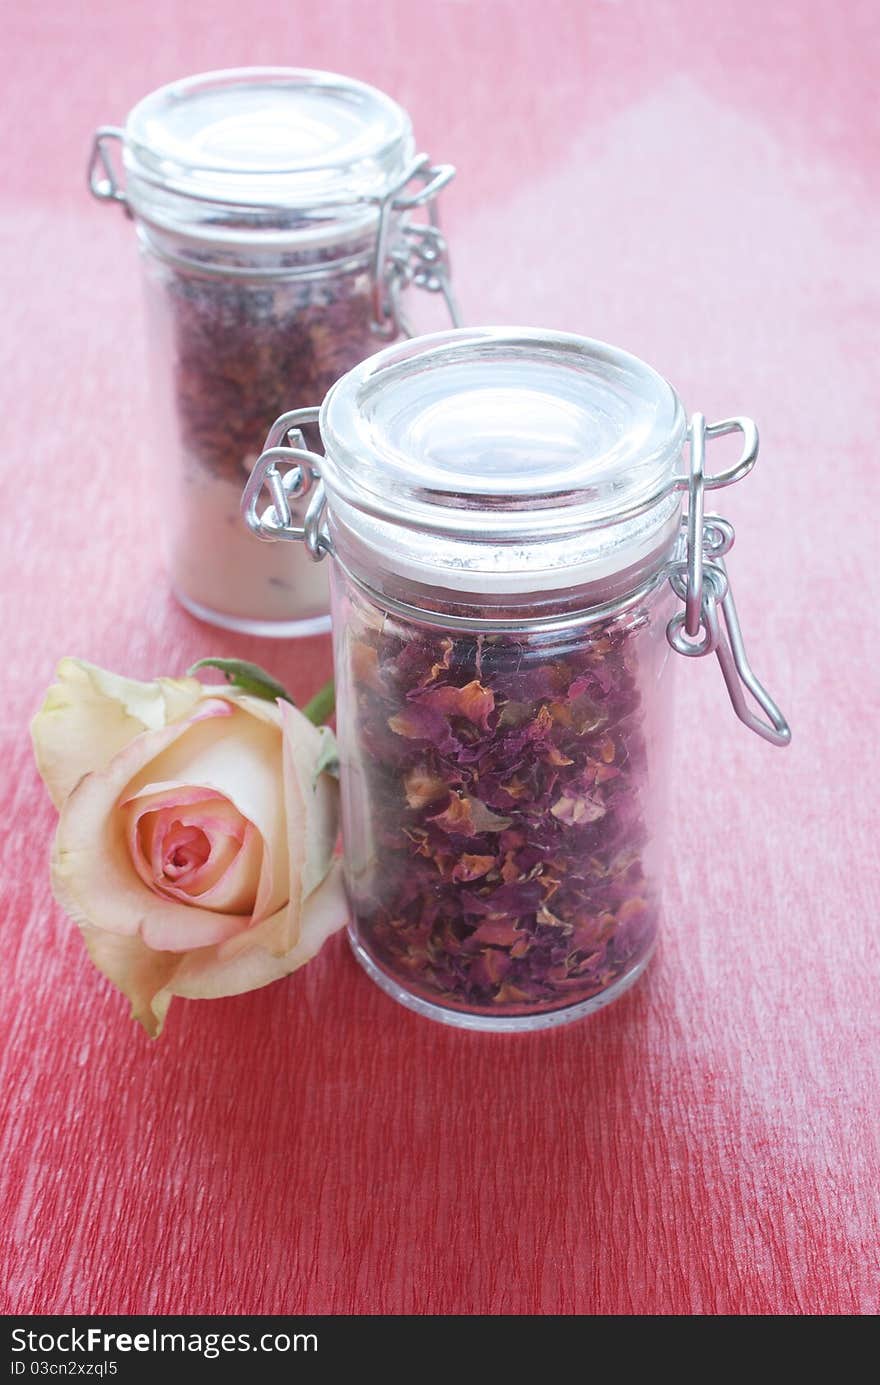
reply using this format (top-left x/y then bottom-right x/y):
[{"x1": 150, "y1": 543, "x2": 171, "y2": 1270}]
[
  {"x1": 89, "y1": 68, "x2": 458, "y2": 635},
  {"x1": 244, "y1": 328, "x2": 790, "y2": 1030}
]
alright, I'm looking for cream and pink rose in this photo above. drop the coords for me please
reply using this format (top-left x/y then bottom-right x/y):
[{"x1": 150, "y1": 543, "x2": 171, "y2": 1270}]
[{"x1": 31, "y1": 658, "x2": 347, "y2": 1035}]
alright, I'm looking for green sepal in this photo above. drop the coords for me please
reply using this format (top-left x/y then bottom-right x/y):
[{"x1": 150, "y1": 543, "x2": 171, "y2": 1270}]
[
  {"x1": 301, "y1": 678, "x2": 335, "y2": 727},
  {"x1": 188, "y1": 658, "x2": 294, "y2": 706}
]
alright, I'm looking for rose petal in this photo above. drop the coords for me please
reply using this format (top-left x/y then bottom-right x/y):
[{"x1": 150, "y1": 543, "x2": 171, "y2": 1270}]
[
  {"x1": 415, "y1": 680, "x2": 495, "y2": 729},
  {"x1": 133, "y1": 817, "x2": 264, "y2": 949},
  {"x1": 150, "y1": 814, "x2": 242, "y2": 901},
  {"x1": 121, "y1": 704, "x2": 288, "y2": 927},
  {"x1": 87, "y1": 861, "x2": 349, "y2": 1035},
  {"x1": 50, "y1": 701, "x2": 257, "y2": 949},
  {"x1": 429, "y1": 793, "x2": 512, "y2": 836},
  {"x1": 451, "y1": 854, "x2": 496, "y2": 882},
  {"x1": 79, "y1": 923, "x2": 178, "y2": 1038},
  {"x1": 123, "y1": 787, "x2": 243, "y2": 884},
  {"x1": 220, "y1": 705, "x2": 339, "y2": 962},
  {"x1": 281, "y1": 712, "x2": 339, "y2": 903},
  {"x1": 31, "y1": 659, "x2": 203, "y2": 808},
  {"x1": 165, "y1": 821, "x2": 253, "y2": 905},
  {"x1": 404, "y1": 767, "x2": 449, "y2": 810},
  {"x1": 168, "y1": 861, "x2": 349, "y2": 1003},
  {"x1": 43, "y1": 676, "x2": 343, "y2": 1034},
  {"x1": 550, "y1": 788, "x2": 607, "y2": 824},
  {"x1": 122, "y1": 788, "x2": 262, "y2": 919}
]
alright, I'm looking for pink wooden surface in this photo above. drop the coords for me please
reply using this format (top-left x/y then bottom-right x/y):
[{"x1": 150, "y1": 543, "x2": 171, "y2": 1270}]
[{"x1": 2, "y1": 0, "x2": 878, "y2": 1315}]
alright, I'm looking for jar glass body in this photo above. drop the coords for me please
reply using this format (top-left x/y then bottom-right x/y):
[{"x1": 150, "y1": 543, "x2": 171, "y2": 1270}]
[
  {"x1": 331, "y1": 564, "x2": 678, "y2": 1030},
  {"x1": 243, "y1": 326, "x2": 789, "y2": 1027},
  {"x1": 137, "y1": 219, "x2": 389, "y2": 635}
]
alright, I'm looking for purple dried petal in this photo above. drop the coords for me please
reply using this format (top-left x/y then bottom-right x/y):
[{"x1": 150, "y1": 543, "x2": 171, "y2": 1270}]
[
  {"x1": 412, "y1": 679, "x2": 496, "y2": 730},
  {"x1": 550, "y1": 787, "x2": 607, "y2": 825},
  {"x1": 346, "y1": 593, "x2": 660, "y2": 1017},
  {"x1": 428, "y1": 793, "x2": 513, "y2": 836}
]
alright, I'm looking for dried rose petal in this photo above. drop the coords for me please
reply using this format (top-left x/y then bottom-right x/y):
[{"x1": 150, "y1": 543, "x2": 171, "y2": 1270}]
[
  {"x1": 550, "y1": 788, "x2": 607, "y2": 825},
  {"x1": 403, "y1": 767, "x2": 448, "y2": 810},
  {"x1": 160, "y1": 243, "x2": 379, "y2": 485},
  {"x1": 343, "y1": 589, "x2": 661, "y2": 1017},
  {"x1": 415, "y1": 680, "x2": 495, "y2": 729},
  {"x1": 429, "y1": 793, "x2": 512, "y2": 836},
  {"x1": 352, "y1": 641, "x2": 384, "y2": 692},
  {"x1": 451, "y1": 854, "x2": 497, "y2": 883}
]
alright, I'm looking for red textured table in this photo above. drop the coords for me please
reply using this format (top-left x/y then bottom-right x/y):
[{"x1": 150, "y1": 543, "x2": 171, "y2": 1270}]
[{"x1": 2, "y1": 0, "x2": 878, "y2": 1316}]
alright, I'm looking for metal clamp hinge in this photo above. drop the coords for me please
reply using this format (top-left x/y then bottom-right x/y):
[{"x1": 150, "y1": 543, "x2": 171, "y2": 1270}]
[
  {"x1": 369, "y1": 153, "x2": 460, "y2": 339},
  {"x1": 667, "y1": 414, "x2": 791, "y2": 746},
  {"x1": 88, "y1": 127, "x2": 129, "y2": 212},
  {"x1": 241, "y1": 408, "x2": 330, "y2": 560}
]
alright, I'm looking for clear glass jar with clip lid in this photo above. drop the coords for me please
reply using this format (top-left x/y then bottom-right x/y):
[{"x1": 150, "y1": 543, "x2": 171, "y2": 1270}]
[
  {"x1": 243, "y1": 328, "x2": 790, "y2": 1031},
  {"x1": 89, "y1": 67, "x2": 458, "y2": 636}
]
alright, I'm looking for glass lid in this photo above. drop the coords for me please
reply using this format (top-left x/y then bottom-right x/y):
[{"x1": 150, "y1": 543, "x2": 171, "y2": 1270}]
[
  {"x1": 319, "y1": 328, "x2": 688, "y2": 541},
  {"x1": 123, "y1": 67, "x2": 415, "y2": 209}
]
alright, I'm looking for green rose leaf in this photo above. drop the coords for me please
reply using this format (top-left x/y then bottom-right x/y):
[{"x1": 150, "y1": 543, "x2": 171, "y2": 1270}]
[
  {"x1": 189, "y1": 660, "x2": 335, "y2": 727},
  {"x1": 188, "y1": 658, "x2": 294, "y2": 706},
  {"x1": 301, "y1": 678, "x2": 335, "y2": 727}
]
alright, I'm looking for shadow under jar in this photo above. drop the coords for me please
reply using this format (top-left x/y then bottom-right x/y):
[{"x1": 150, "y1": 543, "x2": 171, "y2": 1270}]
[
  {"x1": 244, "y1": 329, "x2": 791, "y2": 1030},
  {"x1": 89, "y1": 67, "x2": 458, "y2": 636}
]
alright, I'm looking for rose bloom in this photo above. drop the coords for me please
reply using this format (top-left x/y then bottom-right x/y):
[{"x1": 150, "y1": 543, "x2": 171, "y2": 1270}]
[{"x1": 31, "y1": 659, "x2": 347, "y2": 1035}]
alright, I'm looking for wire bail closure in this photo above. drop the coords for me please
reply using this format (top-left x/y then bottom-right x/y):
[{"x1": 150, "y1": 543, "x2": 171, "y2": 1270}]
[
  {"x1": 244, "y1": 404, "x2": 789, "y2": 748},
  {"x1": 87, "y1": 127, "x2": 129, "y2": 211},
  {"x1": 88, "y1": 126, "x2": 458, "y2": 333},
  {"x1": 666, "y1": 414, "x2": 791, "y2": 746},
  {"x1": 369, "y1": 153, "x2": 460, "y2": 338},
  {"x1": 241, "y1": 408, "x2": 330, "y2": 561}
]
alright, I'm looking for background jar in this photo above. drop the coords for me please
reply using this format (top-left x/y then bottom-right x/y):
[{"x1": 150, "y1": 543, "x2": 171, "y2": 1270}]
[
  {"x1": 244, "y1": 328, "x2": 790, "y2": 1030},
  {"x1": 89, "y1": 67, "x2": 458, "y2": 636}
]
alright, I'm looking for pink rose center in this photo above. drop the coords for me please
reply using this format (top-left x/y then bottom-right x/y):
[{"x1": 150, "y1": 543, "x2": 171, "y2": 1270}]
[
  {"x1": 161, "y1": 822, "x2": 212, "y2": 881},
  {"x1": 122, "y1": 789, "x2": 264, "y2": 923}
]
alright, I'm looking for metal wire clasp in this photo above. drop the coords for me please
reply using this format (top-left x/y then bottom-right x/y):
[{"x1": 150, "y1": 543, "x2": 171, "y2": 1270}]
[
  {"x1": 369, "y1": 154, "x2": 460, "y2": 338},
  {"x1": 667, "y1": 414, "x2": 791, "y2": 746},
  {"x1": 88, "y1": 127, "x2": 129, "y2": 211},
  {"x1": 241, "y1": 408, "x2": 330, "y2": 560}
]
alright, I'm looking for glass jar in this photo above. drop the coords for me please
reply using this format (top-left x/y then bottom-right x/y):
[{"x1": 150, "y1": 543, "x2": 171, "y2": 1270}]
[
  {"x1": 89, "y1": 68, "x2": 458, "y2": 636},
  {"x1": 243, "y1": 328, "x2": 790, "y2": 1030}
]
